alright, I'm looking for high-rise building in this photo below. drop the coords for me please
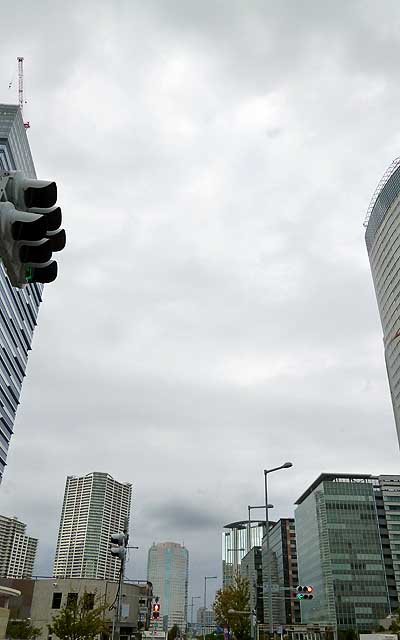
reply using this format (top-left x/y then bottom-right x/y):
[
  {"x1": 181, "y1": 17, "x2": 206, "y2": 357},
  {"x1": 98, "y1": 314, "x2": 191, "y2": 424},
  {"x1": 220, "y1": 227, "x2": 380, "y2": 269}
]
[
  {"x1": 53, "y1": 472, "x2": 132, "y2": 580},
  {"x1": 294, "y1": 474, "x2": 390, "y2": 632},
  {"x1": 0, "y1": 105, "x2": 44, "y2": 483},
  {"x1": 375, "y1": 475, "x2": 400, "y2": 610},
  {"x1": 240, "y1": 546, "x2": 264, "y2": 624},
  {"x1": 364, "y1": 157, "x2": 400, "y2": 448},
  {"x1": 147, "y1": 542, "x2": 189, "y2": 632},
  {"x1": 262, "y1": 518, "x2": 300, "y2": 627},
  {"x1": 196, "y1": 607, "x2": 215, "y2": 634},
  {"x1": 0, "y1": 514, "x2": 38, "y2": 578},
  {"x1": 222, "y1": 520, "x2": 267, "y2": 587}
]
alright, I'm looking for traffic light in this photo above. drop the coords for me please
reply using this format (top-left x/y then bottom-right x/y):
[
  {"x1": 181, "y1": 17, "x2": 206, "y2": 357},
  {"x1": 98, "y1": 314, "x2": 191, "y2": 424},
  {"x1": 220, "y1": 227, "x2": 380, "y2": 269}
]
[
  {"x1": 0, "y1": 170, "x2": 66, "y2": 287},
  {"x1": 110, "y1": 532, "x2": 127, "y2": 560},
  {"x1": 152, "y1": 600, "x2": 160, "y2": 619},
  {"x1": 296, "y1": 585, "x2": 313, "y2": 600}
]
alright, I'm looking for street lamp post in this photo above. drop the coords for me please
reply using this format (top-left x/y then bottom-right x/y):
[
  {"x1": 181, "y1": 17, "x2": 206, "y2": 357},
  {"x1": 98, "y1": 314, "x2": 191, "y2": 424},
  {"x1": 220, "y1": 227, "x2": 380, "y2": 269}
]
[
  {"x1": 264, "y1": 462, "x2": 293, "y2": 639},
  {"x1": 203, "y1": 576, "x2": 217, "y2": 640},
  {"x1": 247, "y1": 504, "x2": 274, "y2": 553}
]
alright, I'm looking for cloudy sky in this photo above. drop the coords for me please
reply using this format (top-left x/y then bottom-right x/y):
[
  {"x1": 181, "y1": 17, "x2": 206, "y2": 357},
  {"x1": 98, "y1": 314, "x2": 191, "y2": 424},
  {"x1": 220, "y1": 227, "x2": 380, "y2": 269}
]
[{"x1": 0, "y1": 0, "x2": 399, "y2": 613}]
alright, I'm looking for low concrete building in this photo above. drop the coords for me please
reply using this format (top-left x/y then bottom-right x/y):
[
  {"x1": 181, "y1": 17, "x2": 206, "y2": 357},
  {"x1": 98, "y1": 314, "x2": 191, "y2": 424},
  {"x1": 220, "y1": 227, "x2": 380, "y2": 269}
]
[
  {"x1": 0, "y1": 586, "x2": 21, "y2": 640},
  {"x1": 2, "y1": 578, "x2": 152, "y2": 640}
]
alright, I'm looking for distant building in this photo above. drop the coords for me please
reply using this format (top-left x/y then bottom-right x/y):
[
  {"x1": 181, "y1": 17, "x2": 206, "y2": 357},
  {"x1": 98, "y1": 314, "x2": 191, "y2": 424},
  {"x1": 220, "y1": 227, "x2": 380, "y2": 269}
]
[
  {"x1": 53, "y1": 472, "x2": 132, "y2": 580},
  {"x1": 240, "y1": 547, "x2": 264, "y2": 623},
  {"x1": 262, "y1": 518, "x2": 300, "y2": 627},
  {"x1": 1, "y1": 577, "x2": 152, "y2": 640},
  {"x1": 196, "y1": 607, "x2": 215, "y2": 634},
  {"x1": 0, "y1": 515, "x2": 37, "y2": 578},
  {"x1": 364, "y1": 158, "x2": 400, "y2": 448},
  {"x1": 0, "y1": 105, "x2": 44, "y2": 483},
  {"x1": 295, "y1": 474, "x2": 391, "y2": 632},
  {"x1": 147, "y1": 542, "x2": 188, "y2": 632},
  {"x1": 222, "y1": 520, "x2": 268, "y2": 587}
]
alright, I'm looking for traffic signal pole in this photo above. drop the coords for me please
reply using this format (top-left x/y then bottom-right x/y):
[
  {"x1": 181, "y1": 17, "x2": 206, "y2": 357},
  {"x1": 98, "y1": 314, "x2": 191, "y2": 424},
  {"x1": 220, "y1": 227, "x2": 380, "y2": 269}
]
[{"x1": 111, "y1": 517, "x2": 129, "y2": 640}]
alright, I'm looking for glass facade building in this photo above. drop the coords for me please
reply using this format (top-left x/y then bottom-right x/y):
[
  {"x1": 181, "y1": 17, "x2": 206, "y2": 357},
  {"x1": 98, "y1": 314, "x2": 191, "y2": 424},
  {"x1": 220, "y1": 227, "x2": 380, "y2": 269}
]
[
  {"x1": 222, "y1": 520, "x2": 267, "y2": 587},
  {"x1": 376, "y1": 475, "x2": 400, "y2": 609},
  {"x1": 365, "y1": 158, "x2": 400, "y2": 447},
  {"x1": 0, "y1": 105, "x2": 43, "y2": 482},
  {"x1": 53, "y1": 472, "x2": 132, "y2": 580},
  {"x1": 294, "y1": 474, "x2": 390, "y2": 632},
  {"x1": 240, "y1": 546, "x2": 264, "y2": 623},
  {"x1": 262, "y1": 518, "x2": 300, "y2": 626},
  {"x1": 147, "y1": 541, "x2": 189, "y2": 632}
]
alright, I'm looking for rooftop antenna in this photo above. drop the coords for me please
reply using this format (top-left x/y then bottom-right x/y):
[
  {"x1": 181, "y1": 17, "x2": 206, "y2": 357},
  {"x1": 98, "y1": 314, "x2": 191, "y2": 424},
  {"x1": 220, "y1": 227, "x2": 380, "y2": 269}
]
[{"x1": 17, "y1": 57, "x2": 30, "y2": 129}]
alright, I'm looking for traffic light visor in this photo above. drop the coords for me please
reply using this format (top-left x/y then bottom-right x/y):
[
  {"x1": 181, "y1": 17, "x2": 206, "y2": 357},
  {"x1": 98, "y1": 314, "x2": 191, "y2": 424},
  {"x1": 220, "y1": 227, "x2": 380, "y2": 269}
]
[
  {"x1": 24, "y1": 181, "x2": 57, "y2": 208},
  {"x1": 28, "y1": 261, "x2": 58, "y2": 284},
  {"x1": 12, "y1": 216, "x2": 47, "y2": 241}
]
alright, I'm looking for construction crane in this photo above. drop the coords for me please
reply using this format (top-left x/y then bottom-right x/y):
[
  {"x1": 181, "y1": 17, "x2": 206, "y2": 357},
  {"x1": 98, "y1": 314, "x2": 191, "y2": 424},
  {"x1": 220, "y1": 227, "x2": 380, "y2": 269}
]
[{"x1": 17, "y1": 57, "x2": 30, "y2": 129}]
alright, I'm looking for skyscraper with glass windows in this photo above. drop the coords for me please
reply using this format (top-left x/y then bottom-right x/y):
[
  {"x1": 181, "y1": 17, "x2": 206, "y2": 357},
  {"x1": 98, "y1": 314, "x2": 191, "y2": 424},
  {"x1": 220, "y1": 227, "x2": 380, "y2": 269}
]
[
  {"x1": 0, "y1": 105, "x2": 43, "y2": 482},
  {"x1": 147, "y1": 542, "x2": 189, "y2": 632},
  {"x1": 365, "y1": 158, "x2": 400, "y2": 448},
  {"x1": 53, "y1": 472, "x2": 132, "y2": 580},
  {"x1": 222, "y1": 520, "x2": 267, "y2": 587},
  {"x1": 294, "y1": 474, "x2": 391, "y2": 632},
  {"x1": 261, "y1": 518, "x2": 300, "y2": 626}
]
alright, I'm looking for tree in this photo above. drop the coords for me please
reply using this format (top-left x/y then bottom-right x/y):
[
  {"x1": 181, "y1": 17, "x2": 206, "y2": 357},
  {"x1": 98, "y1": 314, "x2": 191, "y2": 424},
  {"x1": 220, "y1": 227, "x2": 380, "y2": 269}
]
[
  {"x1": 6, "y1": 619, "x2": 41, "y2": 640},
  {"x1": 213, "y1": 573, "x2": 251, "y2": 640},
  {"x1": 48, "y1": 592, "x2": 109, "y2": 640},
  {"x1": 168, "y1": 625, "x2": 180, "y2": 640},
  {"x1": 389, "y1": 608, "x2": 400, "y2": 637}
]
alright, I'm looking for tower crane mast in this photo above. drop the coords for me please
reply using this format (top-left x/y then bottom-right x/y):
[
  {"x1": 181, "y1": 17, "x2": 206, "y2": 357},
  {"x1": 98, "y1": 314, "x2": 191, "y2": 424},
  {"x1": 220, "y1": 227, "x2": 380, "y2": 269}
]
[{"x1": 17, "y1": 57, "x2": 30, "y2": 129}]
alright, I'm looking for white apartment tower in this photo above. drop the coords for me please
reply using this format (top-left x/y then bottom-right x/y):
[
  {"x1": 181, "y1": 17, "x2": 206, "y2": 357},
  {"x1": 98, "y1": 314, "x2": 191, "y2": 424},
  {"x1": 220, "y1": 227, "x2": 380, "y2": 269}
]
[
  {"x1": 53, "y1": 472, "x2": 132, "y2": 580},
  {"x1": 147, "y1": 542, "x2": 189, "y2": 632},
  {"x1": 0, "y1": 514, "x2": 38, "y2": 578}
]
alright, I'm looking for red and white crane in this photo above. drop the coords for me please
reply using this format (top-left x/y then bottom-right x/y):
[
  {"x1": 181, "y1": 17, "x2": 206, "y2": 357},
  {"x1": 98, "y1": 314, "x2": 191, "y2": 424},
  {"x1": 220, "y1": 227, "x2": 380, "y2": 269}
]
[{"x1": 17, "y1": 57, "x2": 30, "y2": 129}]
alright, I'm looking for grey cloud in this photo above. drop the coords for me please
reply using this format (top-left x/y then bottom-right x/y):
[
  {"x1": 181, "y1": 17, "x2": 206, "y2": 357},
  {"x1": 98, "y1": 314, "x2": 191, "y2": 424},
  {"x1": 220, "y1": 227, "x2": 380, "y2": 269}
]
[{"x1": 1, "y1": 0, "x2": 400, "y2": 606}]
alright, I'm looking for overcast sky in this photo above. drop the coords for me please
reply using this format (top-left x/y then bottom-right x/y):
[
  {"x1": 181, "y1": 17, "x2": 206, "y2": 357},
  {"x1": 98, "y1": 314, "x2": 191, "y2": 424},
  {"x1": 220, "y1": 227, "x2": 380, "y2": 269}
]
[{"x1": 0, "y1": 0, "x2": 399, "y2": 614}]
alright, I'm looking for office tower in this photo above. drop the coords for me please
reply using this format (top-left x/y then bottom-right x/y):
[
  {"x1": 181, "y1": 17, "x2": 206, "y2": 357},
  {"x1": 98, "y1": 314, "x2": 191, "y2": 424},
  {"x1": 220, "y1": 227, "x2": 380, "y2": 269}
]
[
  {"x1": 0, "y1": 105, "x2": 44, "y2": 483},
  {"x1": 262, "y1": 518, "x2": 300, "y2": 626},
  {"x1": 364, "y1": 158, "x2": 400, "y2": 447},
  {"x1": 147, "y1": 542, "x2": 189, "y2": 632},
  {"x1": 375, "y1": 475, "x2": 400, "y2": 610},
  {"x1": 53, "y1": 472, "x2": 132, "y2": 580},
  {"x1": 222, "y1": 520, "x2": 267, "y2": 587},
  {"x1": 196, "y1": 608, "x2": 215, "y2": 634},
  {"x1": 0, "y1": 514, "x2": 38, "y2": 578},
  {"x1": 294, "y1": 474, "x2": 390, "y2": 632},
  {"x1": 240, "y1": 547, "x2": 264, "y2": 624}
]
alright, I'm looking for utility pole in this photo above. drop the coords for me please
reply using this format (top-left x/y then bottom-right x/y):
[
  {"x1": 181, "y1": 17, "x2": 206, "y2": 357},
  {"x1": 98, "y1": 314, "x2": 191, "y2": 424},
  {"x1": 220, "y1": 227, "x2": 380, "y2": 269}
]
[{"x1": 110, "y1": 517, "x2": 129, "y2": 640}]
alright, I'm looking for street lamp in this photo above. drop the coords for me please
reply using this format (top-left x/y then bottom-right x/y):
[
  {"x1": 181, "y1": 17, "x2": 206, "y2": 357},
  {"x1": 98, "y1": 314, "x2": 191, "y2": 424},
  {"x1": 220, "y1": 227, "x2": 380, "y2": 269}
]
[
  {"x1": 247, "y1": 504, "x2": 274, "y2": 553},
  {"x1": 203, "y1": 576, "x2": 217, "y2": 640},
  {"x1": 264, "y1": 462, "x2": 293, "y2": 638}
]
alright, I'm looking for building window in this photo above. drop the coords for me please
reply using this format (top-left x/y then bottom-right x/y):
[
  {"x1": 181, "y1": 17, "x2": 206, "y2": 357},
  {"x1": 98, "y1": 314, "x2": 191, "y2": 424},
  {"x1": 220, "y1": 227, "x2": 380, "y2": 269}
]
[
  {"x1": 52, "y1": 593, "x2": 62, "y2": 609},
  {"x1": 83, "y1": 593, "x2": 95, "y2": 610},
  {"x1": 67, "y1": 593, "x2": 78, "y2": 608}
]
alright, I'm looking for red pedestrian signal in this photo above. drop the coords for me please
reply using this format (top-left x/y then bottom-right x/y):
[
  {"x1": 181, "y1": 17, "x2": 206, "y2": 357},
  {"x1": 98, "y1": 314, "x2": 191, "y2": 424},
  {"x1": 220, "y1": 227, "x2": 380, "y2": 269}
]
[{"x1": 153, "y1": 602, "x2": 161, "y2": 619}]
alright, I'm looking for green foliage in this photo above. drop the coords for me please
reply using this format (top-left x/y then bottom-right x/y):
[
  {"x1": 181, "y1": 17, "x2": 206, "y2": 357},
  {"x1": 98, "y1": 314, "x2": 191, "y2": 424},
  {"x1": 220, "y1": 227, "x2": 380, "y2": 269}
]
[
  {"x1": 48, "y1": 591, "x2": 109, "y2": 640},
  {"x1": 6, "y1": 619, "x2": 41, "y2": 640},
  {"x1": 168, "y1": 625, "x2": 180, "y2": 640},
  {"x1": 389, "y1": 607, "x2": 400, "y2": 637},
  {"x1": 213, "y1": 573, "x2": 251, "y2": 640}
]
